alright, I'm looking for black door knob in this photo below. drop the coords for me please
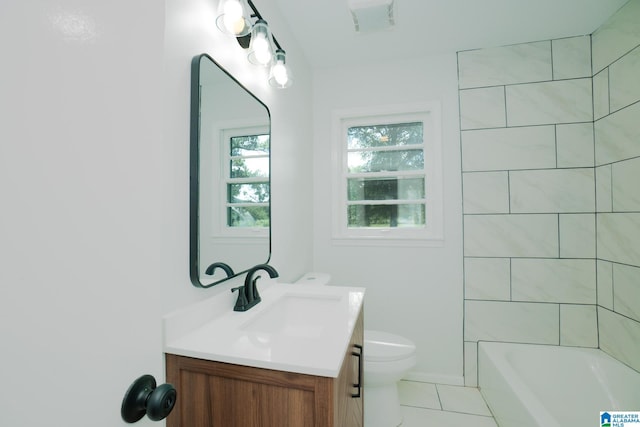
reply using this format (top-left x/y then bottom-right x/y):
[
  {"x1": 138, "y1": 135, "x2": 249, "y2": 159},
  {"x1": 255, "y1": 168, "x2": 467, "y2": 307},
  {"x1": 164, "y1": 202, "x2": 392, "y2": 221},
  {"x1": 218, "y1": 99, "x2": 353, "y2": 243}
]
[{"x1": 121, "y1": 375, "x2": 176, "y2": 423}]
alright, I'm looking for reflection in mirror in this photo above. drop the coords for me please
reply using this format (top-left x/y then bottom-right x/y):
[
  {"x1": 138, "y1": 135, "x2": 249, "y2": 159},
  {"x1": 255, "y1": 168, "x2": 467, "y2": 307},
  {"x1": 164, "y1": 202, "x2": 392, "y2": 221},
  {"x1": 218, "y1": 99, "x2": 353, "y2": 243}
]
[{"x1": 190, "y1": 54, "x2": 271, "y2": 288}]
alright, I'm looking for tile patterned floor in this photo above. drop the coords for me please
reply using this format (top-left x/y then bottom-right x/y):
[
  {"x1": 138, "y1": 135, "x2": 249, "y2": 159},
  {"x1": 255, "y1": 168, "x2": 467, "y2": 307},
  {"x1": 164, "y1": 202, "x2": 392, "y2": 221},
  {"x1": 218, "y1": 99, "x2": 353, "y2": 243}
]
[{"x1": 397, "y1": 381, "x2": 498, "y2": 426}]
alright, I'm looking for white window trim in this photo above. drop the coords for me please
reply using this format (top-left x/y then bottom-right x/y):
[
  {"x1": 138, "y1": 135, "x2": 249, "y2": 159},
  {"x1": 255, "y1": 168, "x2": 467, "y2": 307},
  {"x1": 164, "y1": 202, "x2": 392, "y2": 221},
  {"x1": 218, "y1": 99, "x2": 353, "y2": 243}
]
[
  {"x1": 331, "y1": 102, "x2": 444, "y2": 247},
  {"x1": 208, "y1": 122, "x2": 270, "y2": 241}
]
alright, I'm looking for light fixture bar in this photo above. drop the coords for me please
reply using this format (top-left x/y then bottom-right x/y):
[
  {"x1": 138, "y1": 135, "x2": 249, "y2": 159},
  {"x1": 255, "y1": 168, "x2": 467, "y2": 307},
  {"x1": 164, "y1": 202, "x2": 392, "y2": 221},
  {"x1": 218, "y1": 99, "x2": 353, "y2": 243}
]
[
  {"x1": 245, "y1": 0, "x2": 283, "y2": 51},
  {"x1": 216, "y1": 0, "x2": 292, "y2": 88}
]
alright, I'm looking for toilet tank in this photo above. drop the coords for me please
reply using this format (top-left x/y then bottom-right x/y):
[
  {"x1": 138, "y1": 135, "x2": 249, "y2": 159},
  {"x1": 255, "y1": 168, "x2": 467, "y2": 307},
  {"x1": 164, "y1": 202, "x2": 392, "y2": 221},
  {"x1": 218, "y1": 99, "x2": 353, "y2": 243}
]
[{"x1": 295, "y1": 272, "x2": 332, "y2": 285}]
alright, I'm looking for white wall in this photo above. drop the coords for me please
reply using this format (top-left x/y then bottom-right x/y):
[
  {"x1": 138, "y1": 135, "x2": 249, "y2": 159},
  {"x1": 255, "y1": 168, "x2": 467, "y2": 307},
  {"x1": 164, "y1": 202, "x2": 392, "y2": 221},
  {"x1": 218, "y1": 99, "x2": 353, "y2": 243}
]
[
  {"x1": 0, "y1": 0, "x2": 312, "y2": 425},
  {"x1": 312, "y1": 56, "x2": 464, "y2": 383}
]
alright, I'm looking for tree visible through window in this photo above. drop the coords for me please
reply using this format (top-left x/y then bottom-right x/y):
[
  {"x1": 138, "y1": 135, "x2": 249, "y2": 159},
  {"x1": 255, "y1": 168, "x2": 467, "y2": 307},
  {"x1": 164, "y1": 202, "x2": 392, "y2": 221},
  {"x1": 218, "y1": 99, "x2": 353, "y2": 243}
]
[
  {"x1": 226, "y1": 133, "x2": 270, "y2": 228},
  {"x1": 346, "y1": 121, "x2": 426, "y2": 228},
  {"x1": 334, "y1": 104, "x2": 443, "y2": 243}
]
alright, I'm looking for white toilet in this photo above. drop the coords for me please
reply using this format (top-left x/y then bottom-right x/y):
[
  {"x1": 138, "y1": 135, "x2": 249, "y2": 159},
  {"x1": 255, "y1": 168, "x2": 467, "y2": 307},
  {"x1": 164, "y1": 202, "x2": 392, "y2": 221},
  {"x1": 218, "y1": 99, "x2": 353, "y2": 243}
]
[{"x1": 295, "y1": 273, "x2": 417, "y2": 427}]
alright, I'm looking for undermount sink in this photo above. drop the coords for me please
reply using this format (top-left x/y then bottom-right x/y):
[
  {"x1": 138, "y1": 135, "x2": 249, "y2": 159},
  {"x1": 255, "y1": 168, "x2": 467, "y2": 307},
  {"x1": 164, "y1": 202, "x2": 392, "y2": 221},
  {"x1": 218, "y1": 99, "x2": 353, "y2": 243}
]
[{"x1": 241, "y1": 293, "x2": 343, "y2": 338}]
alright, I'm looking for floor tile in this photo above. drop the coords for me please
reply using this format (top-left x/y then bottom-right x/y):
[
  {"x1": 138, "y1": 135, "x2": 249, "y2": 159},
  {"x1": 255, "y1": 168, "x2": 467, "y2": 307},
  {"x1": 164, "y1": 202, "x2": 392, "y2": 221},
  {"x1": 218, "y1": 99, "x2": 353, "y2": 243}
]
[
  {"x1": 398, "y1": 381, "x2": 440, "y2": 409},
  {"x1": 400, "y1": 406, "x2": 498, "y2": 427},
  {"x1": 436, "y1": 384, "x2": 492, "y2": 416}
]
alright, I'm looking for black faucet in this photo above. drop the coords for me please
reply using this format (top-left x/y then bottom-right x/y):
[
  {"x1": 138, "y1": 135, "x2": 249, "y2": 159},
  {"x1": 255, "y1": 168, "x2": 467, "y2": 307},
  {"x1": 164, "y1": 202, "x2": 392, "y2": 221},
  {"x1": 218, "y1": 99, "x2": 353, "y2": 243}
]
[
  {"x1": 231, "y1": 264, "x2": 279, "y2": 312},
  {"x1": 205, "y1": 262, "x2": 234, "y2": 278}
]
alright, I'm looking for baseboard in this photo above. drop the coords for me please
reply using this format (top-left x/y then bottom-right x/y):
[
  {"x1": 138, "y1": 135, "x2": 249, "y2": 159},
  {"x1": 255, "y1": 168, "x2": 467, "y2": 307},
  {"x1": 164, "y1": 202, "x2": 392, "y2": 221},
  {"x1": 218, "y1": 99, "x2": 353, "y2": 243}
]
[{"x1": 403, "y1": 371, "x2": 464, "y2": 386}]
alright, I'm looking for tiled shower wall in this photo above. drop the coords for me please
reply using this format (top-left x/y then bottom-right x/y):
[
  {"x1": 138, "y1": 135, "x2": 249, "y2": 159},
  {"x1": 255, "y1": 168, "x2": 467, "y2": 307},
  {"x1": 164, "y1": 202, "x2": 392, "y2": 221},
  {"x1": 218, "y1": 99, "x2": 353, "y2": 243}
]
[
  {"x1": 458, "y1": 0, "x2": 640, "y2": 386},
  {"x1": 458, "y1": 35, "x2": 596, "y2": 386},
  {"x1": 592, "y1": 0, "x2": 640, "y2": 375}
]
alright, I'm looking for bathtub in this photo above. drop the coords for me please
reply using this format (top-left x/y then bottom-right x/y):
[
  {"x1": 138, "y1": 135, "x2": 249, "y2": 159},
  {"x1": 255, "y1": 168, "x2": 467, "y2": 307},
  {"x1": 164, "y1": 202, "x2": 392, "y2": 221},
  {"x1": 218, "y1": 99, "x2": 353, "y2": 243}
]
[{"x1": 478, "y1": 342, "x2": 640, "y2": 427}]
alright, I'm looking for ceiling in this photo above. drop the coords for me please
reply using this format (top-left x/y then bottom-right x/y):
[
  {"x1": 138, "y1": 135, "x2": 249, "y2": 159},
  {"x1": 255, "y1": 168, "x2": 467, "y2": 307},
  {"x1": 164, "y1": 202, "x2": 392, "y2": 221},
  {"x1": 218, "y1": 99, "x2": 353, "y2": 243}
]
[{"x1": 272, "y1": 0, "x2": 629, "y2": 69}]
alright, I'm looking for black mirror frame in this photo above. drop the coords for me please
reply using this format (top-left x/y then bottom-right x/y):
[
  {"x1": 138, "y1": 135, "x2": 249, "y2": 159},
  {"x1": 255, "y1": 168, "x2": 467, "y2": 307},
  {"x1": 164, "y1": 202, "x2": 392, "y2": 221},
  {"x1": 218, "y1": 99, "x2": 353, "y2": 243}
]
[{"x1": 189, "y1": 53, "x2": 272, "y2": 288}]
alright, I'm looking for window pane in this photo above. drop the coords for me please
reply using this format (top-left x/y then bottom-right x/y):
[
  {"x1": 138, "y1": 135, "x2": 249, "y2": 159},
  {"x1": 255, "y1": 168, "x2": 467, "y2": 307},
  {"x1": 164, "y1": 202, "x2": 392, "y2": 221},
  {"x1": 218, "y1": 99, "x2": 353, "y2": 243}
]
[
  {"x1": 230, "y1": 157, "x2": 269, "y2": 178},
  {"x1": 227, "y1": 206, "x2": 270, "y2": 227},
  {"x1": 348, "y1": 177, "x2": 425, "y2": 201},
  {"x1": 230, "y1": 135, "x2": 270, "y2": 156},
  {"x1": 228, "y1": 183, "x2": 270, "y2": 203},
  {"x1": 347, "y1": 149, "x2": 424, "y2": 173},
  {"x1": 347, "y1": 122, "x2": 422, "y2": 149},
  {"x1": 347, "y1": 204, "x2": 425, "y2": 228}
]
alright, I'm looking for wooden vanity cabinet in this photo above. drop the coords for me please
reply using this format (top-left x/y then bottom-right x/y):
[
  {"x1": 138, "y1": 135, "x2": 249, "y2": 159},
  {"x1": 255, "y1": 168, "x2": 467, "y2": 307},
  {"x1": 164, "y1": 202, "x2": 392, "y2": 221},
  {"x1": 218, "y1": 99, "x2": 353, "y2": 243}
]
[{"x1": 165, "y1": 308, "x2": 364, "y2": 427}]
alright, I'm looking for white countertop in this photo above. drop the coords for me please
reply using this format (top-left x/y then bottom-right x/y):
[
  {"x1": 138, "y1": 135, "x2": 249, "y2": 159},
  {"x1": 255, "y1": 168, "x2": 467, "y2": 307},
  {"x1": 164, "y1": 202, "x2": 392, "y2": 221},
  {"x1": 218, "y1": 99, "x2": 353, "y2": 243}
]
[{"x1": 163, "y1": 283, "x2": 365, "y2": 378}]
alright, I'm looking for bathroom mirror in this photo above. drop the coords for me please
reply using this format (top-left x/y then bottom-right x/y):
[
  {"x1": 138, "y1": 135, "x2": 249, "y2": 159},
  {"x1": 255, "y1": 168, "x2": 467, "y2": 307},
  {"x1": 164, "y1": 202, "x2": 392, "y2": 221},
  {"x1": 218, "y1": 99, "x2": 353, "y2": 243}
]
[{"x1": 190, "y1": 54, "x2": 271, "y2": 288}]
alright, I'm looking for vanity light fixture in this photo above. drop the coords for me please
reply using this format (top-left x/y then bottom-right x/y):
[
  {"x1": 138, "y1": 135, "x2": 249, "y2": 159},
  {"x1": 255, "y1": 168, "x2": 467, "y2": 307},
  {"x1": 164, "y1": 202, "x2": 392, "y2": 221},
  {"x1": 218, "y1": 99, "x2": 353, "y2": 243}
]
[
  {"x1": 268, "y1": 49, "x2": 293, "y2": 88},
  {"x1": 247, "y1": 19, "x2": 273, "y2": 66},
  {"x1": 215, "y1": 0, "x2": 252, "y2": 37},
  {"x1": 215, "y1": 0, "x2": 292, "y2": 88}
]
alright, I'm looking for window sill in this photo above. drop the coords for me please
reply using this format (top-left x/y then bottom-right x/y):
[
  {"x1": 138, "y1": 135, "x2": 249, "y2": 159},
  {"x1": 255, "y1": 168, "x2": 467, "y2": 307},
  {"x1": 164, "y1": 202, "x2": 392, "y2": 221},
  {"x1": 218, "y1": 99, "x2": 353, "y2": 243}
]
[{"x1": 331, "y1": 236, "x2": 445, "y2": 248}]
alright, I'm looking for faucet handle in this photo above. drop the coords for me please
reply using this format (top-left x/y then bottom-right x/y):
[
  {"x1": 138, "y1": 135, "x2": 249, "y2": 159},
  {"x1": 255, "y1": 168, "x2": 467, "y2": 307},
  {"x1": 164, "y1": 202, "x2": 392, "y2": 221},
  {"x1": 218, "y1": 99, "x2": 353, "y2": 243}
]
[
  {"x1": 231, "y1": 286, "x2": 248, "y2": 311},
  {"x1": 251, "y1": 276, "x2": 262, "y2": 302}
]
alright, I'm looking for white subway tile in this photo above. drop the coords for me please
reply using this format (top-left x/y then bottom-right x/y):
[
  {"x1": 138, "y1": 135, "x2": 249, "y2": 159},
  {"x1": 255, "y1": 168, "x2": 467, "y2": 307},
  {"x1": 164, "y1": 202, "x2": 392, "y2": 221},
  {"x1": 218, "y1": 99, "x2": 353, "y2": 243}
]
[
  {"x1": 609, "y1": 45, "x2": 640, "y2": 112},
  {"x1": 552, "y1": 36, "x2": 591, "y2": 80},
  {"x1": 560, "y1": 305, "x2": 598, "y2": 347},
  {"x1": 464, "y1": 341, "x2": 478, "y2": 387},
  {"x1": 465, "y1": 300, "x2": 559, "y2": 344},
  {"x1": 506, "y1": 79, "x2": 593, "y2": 126},
  {"x1": 593, "y1": 68, "x2": 610, "y2": 121},
  {"x1": 592, "y1": 0, "x2": 640, "y2": 74},
  {"x1": 463, "y1": 172, "x2": 509, "y2": 213},
  {"x1": 559, "y1": 213, "x2": 596, "y2": 258},
  {"x1": 464, "y1": 214, "x2": 558, "y2": 258},
  {"x1": 595, "y1": 101, "x2": 640, "y2": 165},
  {"x1": 612, "y1": 157, "x2": 640, "y2": 212},
  {"x1": 458, "y1": 41, "x2": 552, "y2": 89},
  {"x1": 597, "y1": 260, "x2": 614, "y2": 310},
  {"x1": 509, "y1": 168, "x2": 595, "y2": 213},
  {"x1": 464, "y1": 257, "x2": 510, "y2": 300},
  {"x1": 461, "y1": 126, "x2": 556, "y2": 172},
  {"x1": 512, "y1": 259, "x2": 596, "y2": 304},
  {"x1": 597, "y1": 213, "x2": 640, "y2": 266},
  {"x1": 596, "y1": 165, "x2": 613, "y2": 212},
  {"x1": 460, "y1": 86, "x2": 506, "y2": 130},
  {"x1": 556, "y1": 123, "x2": 594, "y2": 168},
  {"x1": 599, "y1": 307, "x2": 640, "y2": 373},
  {"x1": 613, "y1": 263, "x2": 640, "y2": 322}
]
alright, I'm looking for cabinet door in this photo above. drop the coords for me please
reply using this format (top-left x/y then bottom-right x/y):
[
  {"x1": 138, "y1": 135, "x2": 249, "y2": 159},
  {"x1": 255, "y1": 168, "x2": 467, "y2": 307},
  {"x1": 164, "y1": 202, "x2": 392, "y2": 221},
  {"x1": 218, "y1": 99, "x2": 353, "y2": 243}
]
[
  {"x1": 207, "y1": 375, "x2": 316, "y2": 426},
  {"x1": 166, "y1": 354, "x2": 332, "y2": 427},
  {"x1": 335, "y1": 308, "x2": 364, "y2": 427}
]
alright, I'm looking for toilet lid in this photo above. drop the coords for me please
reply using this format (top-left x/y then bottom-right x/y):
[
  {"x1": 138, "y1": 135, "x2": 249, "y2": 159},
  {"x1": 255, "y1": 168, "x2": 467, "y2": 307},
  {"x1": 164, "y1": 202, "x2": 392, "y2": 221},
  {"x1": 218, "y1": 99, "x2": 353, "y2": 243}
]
[{"x1": 364, "y1": 330, "x2": 416, "y2": 362}]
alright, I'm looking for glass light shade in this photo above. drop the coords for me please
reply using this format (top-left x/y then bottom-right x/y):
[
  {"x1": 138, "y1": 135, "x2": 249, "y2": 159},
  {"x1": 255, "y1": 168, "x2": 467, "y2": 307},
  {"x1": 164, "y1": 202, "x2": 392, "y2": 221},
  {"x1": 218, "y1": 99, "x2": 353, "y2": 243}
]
[
  {"x1": 269, "y1": 49, "x2": 293, "y2": 89},
  {"x1": 215, "y1": 0, "x2": 251, "y2": 37},
  {"x1": 247, "y1": 20, "x2": 274, "y2": 66}
]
